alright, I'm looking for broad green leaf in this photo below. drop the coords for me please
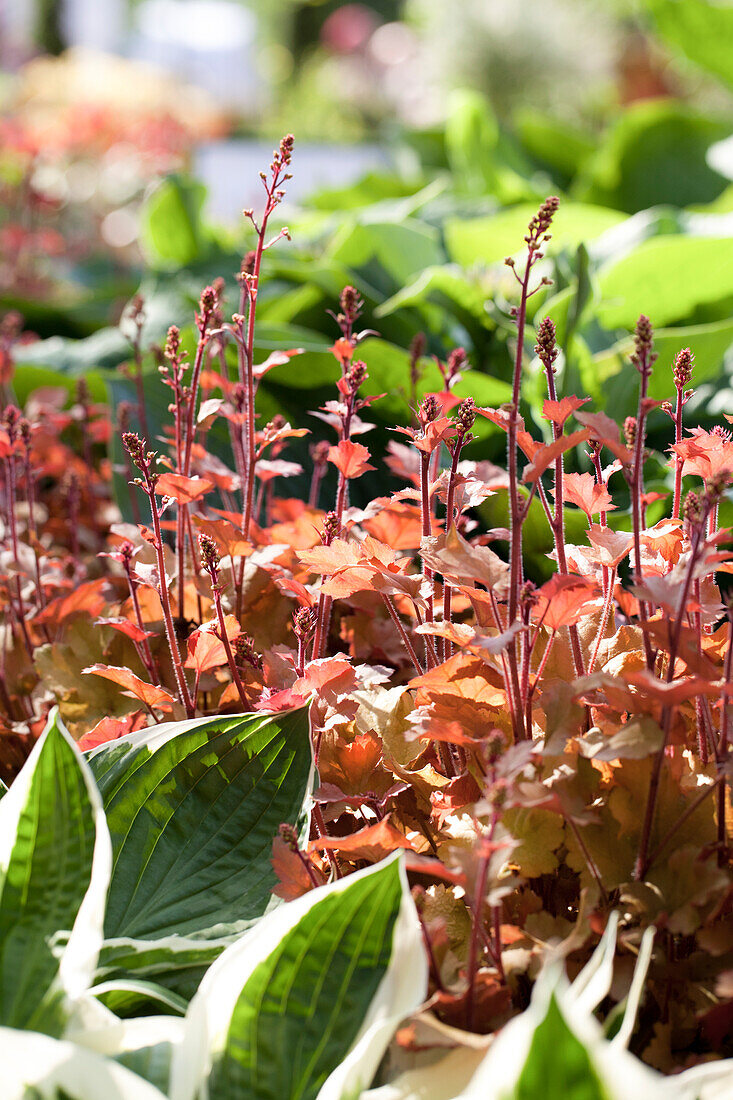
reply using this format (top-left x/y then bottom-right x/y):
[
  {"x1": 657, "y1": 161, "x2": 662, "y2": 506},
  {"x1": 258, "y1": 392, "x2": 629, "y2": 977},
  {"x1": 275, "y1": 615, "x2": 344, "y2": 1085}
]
[
  {"x1": 327, "y1": 219, "x2": 443, "y2": 290},
  {"x1": 444, "y1": 204, "x2": 625, "y2": 268},
  {"x1": 588, "y1": 318, "x2": 733, "y2": 416},
  {"x1": 95, "y1": 932, "x2": 234, "y2": 1005},
  {"x1": 306, "y1": 172, "x2": 423, "y2": 212},
  {"x1": 88, "y1": 710, "x2": 312, "y2": 941},
  {"x1": 91, "y1": 978, "x2": 188, "y2": 1017},
  {"x1": 13, "y1": 281, "x2": 190, "y2": 376},
  {"x1": 514, "y1": 994, "x2": 608, "y2": 1100},
  {"x1": 140, "y1": 175, "x2": 208, "y2": 269},
  {"x1": 645, "y1": 0, "x2": 733, "y2": 91},
  {"x1": 596, "y1": 236, "x2": 733, "y2": 331},
  {"x1": 515, "y1": 108, "x2": 596, "y2": 185},
  {"x1": 0, "y1": 1025, "x2": 167, "y2": 1100},
  {"x1": 170, "y1": 853, "x2": 427, "y2": 1100},
  {"x1": 0, "y1": 709, "x2": 112, "y2": 1035},
  {"x1": 445, "y1": 89, "x2": 500, "y2": 196},
  {"x1": 573, "y1": 99, "x2": 728, "y2": 213},
  {"x1": 375, "y1": 265, "x2": 494, "y2": 334}
]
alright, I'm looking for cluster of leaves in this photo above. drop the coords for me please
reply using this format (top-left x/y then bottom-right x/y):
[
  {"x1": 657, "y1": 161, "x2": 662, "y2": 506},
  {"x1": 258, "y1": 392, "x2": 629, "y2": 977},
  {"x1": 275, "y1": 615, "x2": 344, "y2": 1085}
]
[{"x1": 3, "y1": 136, "x2": 733, "y2": 1095}]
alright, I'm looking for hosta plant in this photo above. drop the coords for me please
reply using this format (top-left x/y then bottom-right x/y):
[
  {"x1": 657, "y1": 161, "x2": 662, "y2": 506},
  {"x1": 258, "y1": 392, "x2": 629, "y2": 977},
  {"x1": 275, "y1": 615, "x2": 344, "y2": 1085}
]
[{"x1": 2, "y1": 137, "x2": 733, "y2": 1093}]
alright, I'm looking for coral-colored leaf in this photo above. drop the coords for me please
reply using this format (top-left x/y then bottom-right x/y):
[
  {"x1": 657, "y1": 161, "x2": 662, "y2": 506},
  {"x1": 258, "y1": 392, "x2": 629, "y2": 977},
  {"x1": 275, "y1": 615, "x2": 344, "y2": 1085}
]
[
  {"x1": 522, "y1": 429, "x2": 591, "y2": 483},
  {"x1": 543, "y1": 395, "x2": 590, "y2": 428},
  {"x1": 560, "y1": 472, "x2": 615, "y2": 517},
  {"x1": 421, "y1": 526, "x2": 509, "y2": 592},
  {"x1": 82, "y1": 664, "x2": 176, "y2": 709},
  {"x1": 310, "y1": 817, "x2": 415, "y2": 862},
  {"x1": 155, "y1": 473, "x2": 213, "y2": 503},
  {"x1": 271, "y1": 835, "x2": 325, "y2": 901},
  {"x1": 534, "y1": 574, "x2": 599, "y2": 630},
  {"x1": 327, "y1": 440, "x2": 375, "y2": 479}
]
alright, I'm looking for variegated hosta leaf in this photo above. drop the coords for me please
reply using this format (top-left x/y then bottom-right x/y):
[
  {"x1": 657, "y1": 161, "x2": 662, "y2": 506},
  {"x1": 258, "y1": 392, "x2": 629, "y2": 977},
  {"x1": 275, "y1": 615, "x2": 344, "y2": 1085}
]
[
  {"x1": 0, "y1": 1025, "x2": 168, "y2": 1100},
  {"x1": 69, "y1": 1007, "x2": 184, "y2": 1094},
  {"x1": 87, "y1": 709, "x2": 312, "y2": 943},
  {"x1": 0, "y1": 709, "x2": 111, "y2": 1035},
  {"x1": 169, "y1": 852, "x2": 428, "y2": 1100}
]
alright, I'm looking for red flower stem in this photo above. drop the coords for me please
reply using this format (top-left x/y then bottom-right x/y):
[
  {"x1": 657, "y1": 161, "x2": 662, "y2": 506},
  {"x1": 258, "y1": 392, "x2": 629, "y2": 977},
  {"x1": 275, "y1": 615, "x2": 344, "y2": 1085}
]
[
  {"x1": 381, "y1": 594, "x2": 423, "y2": 675},
  {"x1": 442, "y1": 433, "x2": 468, "y2": 661},
  {"x1": 142, "y1": 480, "x2": 194, "y2": 717},
  {"x1": 240, "y1": 165, "x2": 289, "y2": 540},
  {"x1": 420, "y1": 453, "x2": 436, "y2": 656},
  {"x1": 311, "y1": 802, "x2": 342, "y2": 879},
  {"x1": 131, "y1": 323, "x2": 151, "y2": 447},
  {"x1": 634, "y1": 522, "x2": 705, "y2": 880},
  {"x1": 692, "y1": 578, "x2": 707, "y2": 764},
  {"x1": 211, "y1": 583, "x2": 249, "y2": 710},
  {"x1": 566, "y1": 815, "x2": 608, "y2": 905},
  {"x1": 630, "y1": 363, "x2": 655, "y2": 671},
  {"x1": 672, "y1": 384, "x2": 685, "y2": 520},
  {"x1": 718, "y1": 613, "x2": 733, "y2": 859},
  {"x1": 543, "y1": 369, "x2": 585, "y2": 680},
  {"x1": 3, "y1": 455, "x2": 32, "y2": 658},
  {"x1": 465, "y1": 827, "x2": 495, "y2": 1030},
  {"x1": 590, "y1": 444, "x2": 610, "y2": 599},
  {"x1": 526, "y1": 629, "x2": 557, "y2": 709},
  {"x1": 122, "y1": 561, "x2": 159, "y2": 684},
  {"x1": 312, "y1": 372, "x2": 357, "y2": 661},
  {"x1": 587, "y1": 567, "x2": 617, "y2": 675}
]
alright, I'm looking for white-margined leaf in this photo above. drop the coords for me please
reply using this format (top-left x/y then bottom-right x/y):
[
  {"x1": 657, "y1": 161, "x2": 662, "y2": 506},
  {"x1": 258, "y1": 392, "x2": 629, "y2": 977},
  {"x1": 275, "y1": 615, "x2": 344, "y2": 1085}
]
[
  {"x1": 0, "y1": 1025, "x2": 168, "y2": 1100},
  {"x1": 0, "y1": 708, "x2": 111, "y2": 1034},
  {"x1": 87, "y1": 709, "x2": 312, "y2": 942},
  {"x1": 169, "y1": 851, "x2": 427, "y2": 1100}
]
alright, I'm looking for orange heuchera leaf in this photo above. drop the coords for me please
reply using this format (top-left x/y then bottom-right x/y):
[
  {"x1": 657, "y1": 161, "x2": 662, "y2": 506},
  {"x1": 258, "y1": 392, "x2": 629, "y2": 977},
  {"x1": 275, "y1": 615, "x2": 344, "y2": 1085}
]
[
  {"x1": 522, "y1": 429, "x2": 591, "y2": 483},
  {"x1": 362, "y1": 501, "x2": 426, "y2": 550},
  {"x1": 36, "y1": 579, "x2": 108, "y2": 626},
  {"x1": 476, "y1": 407, "x2": 538, "y2": 460},
  {"x1": 155, "y1": 473, "x2": 214, "y2": 503},
  {"x1": 670, "y1": 428, "x2": 733, "y2": 480},
  {"x1": 76, "y1": 714, "x2": 143, "y2": 751},
  {"x1": 330, "y1": 337, "x2": 354, "y2": 363},
  {"x1": 543, "y1": 395, "x2": 590, "y2": 428},
  {"x1": 300, "y1": 535, "x2": 423, "y2": 603},
  {"x1": 192, "y1": 516, "x2": 252, "y2": 559},
  {"x1": 586, "y1": 524, "x2": 634, "y2": 568},
  {"x1": 253, "y1": 347, "x2": 305, "y2": 380},
  {"x1": 640, "y1": 519, "x2": 684, "y2": 567},
  {"x1": 411, "y1": 652, "x2": 505, "y2": 707},
  {"x1": 96, "y1": 617, "x2": 155, "y2": 644},
  {"x1": 534, "y1": 574, "x2": 599, "y2": 630},
  {"x1": 575, "y1": 410, "x2": 634, "y2": 464},
  {"x1": 394, "y1": 417, "x2": 457, "y2": 454},
  {"x1": 310, "y1": 817, "x2": 415, "y2": 862},
  {"x1": 82, "y1": 664, "x2": 176, "y2": 709},
  {"x1": 409, "y1": 653, "x2": 506, "y2": 743},
  {"x1": 271, "y1": 835, "x2": 325, "y2": 901},
  {"x1": 319, "y1": 730, "x2": 387, "y2": 794},
  {"x1": 624, "y1": 669, "x2": 721, "y2": 704},
  {"x1": 185, "y1": 615, "x2": 241, "y2": 673},
  {"x1": 327, "y1": 440, "x2": 375, "y2": 480},
  {"x1": 292, "y1": 657, "x2": 358, "y2": 707},
  {"x1": 420, "y1": 526, "x2": 509, "y2": 593},
  {"x1": 560, "y1": 472, "x2": 615, "y2": 517}
]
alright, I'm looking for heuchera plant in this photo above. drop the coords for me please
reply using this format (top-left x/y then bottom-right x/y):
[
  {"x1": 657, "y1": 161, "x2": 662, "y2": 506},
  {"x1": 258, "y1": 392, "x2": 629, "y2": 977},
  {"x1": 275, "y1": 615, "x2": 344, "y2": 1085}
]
[{"x1": 1, "y1": 136, "x2": 733, "y2": 1092}]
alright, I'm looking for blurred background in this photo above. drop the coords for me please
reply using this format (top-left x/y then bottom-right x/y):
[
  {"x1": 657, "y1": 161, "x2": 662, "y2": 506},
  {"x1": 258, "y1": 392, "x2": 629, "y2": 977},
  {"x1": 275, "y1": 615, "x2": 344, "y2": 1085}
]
[
  {"x1": 5, "y1": 1, "x2": 733, "y2": 463},
  {"x1": 3, "y1": 0, "x2": 733, "y2": 238}
]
